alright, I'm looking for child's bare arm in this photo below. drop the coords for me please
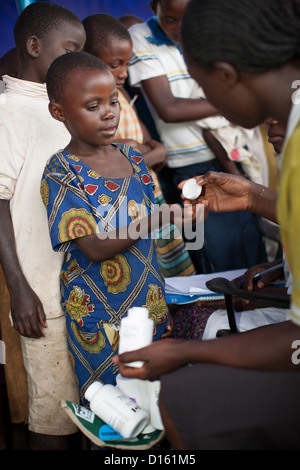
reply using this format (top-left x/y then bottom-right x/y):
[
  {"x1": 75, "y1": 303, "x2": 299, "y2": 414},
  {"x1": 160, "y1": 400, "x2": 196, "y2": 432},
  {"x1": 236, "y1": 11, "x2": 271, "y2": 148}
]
[
  {"x1": 141, "y1": 74, "x2": 218, "y2": 123},
  {"x1": 0, "y1": 200, "x2": 46, "y2": 338},
  {"x1": 75, "y1": 203, "x2": 195, "y2": 262}
]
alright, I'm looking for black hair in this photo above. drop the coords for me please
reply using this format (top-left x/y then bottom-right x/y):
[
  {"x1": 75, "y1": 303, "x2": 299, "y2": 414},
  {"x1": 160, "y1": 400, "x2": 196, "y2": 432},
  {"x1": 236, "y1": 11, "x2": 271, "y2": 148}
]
[
  {"x1": 14, "y1": 1, "x2": 82, "y2": 61},
  {"x1": 181, "y1": 0, "x2": 300, "y2": 73},
  {"x1": 118, "y1": 14, "x2": 143, "y2": 25},
  {"x1": 83, "y1": 13, "x2": 131, "y2": 56},
  {"x1": 46, "y1": 51, "x2": 109, "y2": 103}
]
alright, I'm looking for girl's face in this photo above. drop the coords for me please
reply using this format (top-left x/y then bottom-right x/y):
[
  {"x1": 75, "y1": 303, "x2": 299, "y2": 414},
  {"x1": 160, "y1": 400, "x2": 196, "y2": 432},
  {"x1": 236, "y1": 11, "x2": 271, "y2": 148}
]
[
  {"x1": 151, "y1": 0, "x2": 190, "y2": 46},
  {"x1": 55, "y1": 69, "x2": 120, "y2": 150},
  {"x1": 97, "y1": 38, "x2": 132, "y2": 89}
]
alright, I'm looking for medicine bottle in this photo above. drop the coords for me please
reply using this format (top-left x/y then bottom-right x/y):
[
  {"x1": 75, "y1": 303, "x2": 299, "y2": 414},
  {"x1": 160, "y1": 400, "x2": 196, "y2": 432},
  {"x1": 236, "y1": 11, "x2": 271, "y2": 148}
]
[
  {"x1": 85, "y1": 381, "x2": 149, "y2": 439},
  {"x1": 119, "y1": 307, "x2": 154, "y2": 367},
  {"x1": 149, "y1": 380, "x2": 164, "y2": 430},
  {"x1": 182, "y1": 178, "x2": 202, "y2": 200},
  {"x1": 116, "y1": 374, "x2": 156, "y2": 433}
]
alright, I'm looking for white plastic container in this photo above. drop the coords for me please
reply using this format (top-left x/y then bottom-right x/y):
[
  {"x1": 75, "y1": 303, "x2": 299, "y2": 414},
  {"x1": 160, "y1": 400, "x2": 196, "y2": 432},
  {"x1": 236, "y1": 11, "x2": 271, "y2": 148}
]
[
  {"x1": 116, "y1": 374, "x2": 156, "y2": 433},
  {"x1": 119, "y1": 307, "x2": 154, "y2": 367},
  {"x1": 182, "y1": 178, "x2": 202, "y2": 200},
  {"x1": 84, "y1": 381, "x2": 149, "y2": 439},
  {"x1": 149, "y1": 380, "x2": 164, "y2": 430}
]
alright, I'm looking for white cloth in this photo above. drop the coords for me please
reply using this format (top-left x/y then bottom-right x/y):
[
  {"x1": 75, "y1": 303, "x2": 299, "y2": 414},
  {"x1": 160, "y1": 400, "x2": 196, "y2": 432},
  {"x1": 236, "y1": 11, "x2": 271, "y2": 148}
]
[
  {"x1": 0, "y1": 75, "x2": 70, "y2": 318},
  {"x1": 203, "y1": 307, "x2": 290, "y2": 340},
  {"x1": 128, "y1": 22, "x2": 215, "y2": 168}
]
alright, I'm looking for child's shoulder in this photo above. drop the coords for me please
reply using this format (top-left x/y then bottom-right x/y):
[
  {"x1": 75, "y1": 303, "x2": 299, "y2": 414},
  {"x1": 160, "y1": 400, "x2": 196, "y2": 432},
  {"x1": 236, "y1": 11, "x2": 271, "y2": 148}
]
[
  {"x1": 45, "y1": 149, "x2": 74, "y2": 172},
  {"x1": 113, "y1": 141, "x2": 144, "y2": 159},
  {"x1": 113, "y1": 142, "x2": 151, "y2": 174}
]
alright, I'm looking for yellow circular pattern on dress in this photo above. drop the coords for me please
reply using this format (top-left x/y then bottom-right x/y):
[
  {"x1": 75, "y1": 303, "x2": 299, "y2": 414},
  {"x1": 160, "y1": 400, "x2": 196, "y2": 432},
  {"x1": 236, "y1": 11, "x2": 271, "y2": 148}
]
[
  {"x1": 128, "y1": 199, "x2": 140, "y2": 221},
  {"x1": 40, "y1": 179, "x2": 49, "y2": 207},
  {"x1": 143, "y1": 283, "x2": 168, "y2": 326},
  {"x1": 100, "y1": 254, "x2": 131, "y2": 294},
  {"x1": 128, "y1": 198, "x2": 148, "y2": 221},
  {"x1": 71, "y1": 322, "x2": 106, "y2": 354},
  {"x1": 58, "y1": 208, "x2": 99, "y2": 242}
]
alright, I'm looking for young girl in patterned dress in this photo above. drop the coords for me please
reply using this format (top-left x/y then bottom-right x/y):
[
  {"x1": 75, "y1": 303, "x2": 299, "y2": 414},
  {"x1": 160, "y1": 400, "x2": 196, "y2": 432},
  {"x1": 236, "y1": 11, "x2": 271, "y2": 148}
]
[{"x1": 41, "y1": 51, "x2": 178, "y2": 403}]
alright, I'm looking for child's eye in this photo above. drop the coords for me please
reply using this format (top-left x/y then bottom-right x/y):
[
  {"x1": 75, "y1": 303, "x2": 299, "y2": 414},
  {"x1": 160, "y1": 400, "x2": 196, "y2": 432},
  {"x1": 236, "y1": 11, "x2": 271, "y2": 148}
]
[
  {"x1": 87, "y1": 104, "x2": 99, "y2": 111},
  {"x1": 163, "y1": 17, "x2": 177, "y2": 25}
]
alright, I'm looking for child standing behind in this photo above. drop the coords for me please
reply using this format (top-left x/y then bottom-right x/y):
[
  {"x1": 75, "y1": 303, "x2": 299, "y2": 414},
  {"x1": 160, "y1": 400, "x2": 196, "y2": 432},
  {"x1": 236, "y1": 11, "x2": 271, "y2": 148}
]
[
  {"x1": 0, "y1": 2, "x2": 86, "y2": 449},
  {"x1": 42, "y1": 52, "x2": 172, "y2": 401},
  {"x1": 83, "y1": 13, "x2": 167, "y2": 173}
]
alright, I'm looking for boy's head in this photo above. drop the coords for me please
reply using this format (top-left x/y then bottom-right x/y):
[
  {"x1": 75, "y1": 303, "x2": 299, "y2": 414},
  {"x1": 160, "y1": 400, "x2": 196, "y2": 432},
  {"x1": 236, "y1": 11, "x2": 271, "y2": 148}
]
[
  {"x1": 83, "y1": 14, "x2": 132, "y2": 89},
  {"x1": 118, "y1": 14, "x2": 143, "y2": 29},
  {"x1": 14, "y1": 1, "x2": 85, "y2": 82},
  {"x1": 150, "y1": 0, "x2": 190, "y2": 46},
  {"x1": 46, "y1": 51, "x2": 120, "y2": 146},
  {"x1": 46, "y1": 51, "x2": 109, "y2": 104}
]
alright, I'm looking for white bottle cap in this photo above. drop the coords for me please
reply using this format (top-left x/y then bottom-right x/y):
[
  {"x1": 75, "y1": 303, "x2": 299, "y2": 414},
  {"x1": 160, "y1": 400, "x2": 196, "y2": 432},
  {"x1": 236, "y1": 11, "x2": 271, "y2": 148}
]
[
  {"x1": 182, "y1": 178, "x2": 202, "y2": 200},
  {"x1": 127, "y1": 307, "x2": 149, "y2": 320},
  {"x1": 85, "y1": 381, "x2": 104, "y2": 402}
]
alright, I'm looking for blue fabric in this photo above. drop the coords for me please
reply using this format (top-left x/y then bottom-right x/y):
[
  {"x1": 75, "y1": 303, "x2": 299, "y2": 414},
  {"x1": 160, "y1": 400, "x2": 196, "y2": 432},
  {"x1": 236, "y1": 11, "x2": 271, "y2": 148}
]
[{"x1": 42, "y1": 144, "x2": 168, "y2": 400}]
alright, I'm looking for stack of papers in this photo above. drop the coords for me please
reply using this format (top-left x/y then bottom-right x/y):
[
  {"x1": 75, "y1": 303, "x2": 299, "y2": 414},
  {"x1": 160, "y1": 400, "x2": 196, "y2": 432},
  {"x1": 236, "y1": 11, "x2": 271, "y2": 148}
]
[{"x1": 164, "y1": 269, "x2": 245, "y2": 304}]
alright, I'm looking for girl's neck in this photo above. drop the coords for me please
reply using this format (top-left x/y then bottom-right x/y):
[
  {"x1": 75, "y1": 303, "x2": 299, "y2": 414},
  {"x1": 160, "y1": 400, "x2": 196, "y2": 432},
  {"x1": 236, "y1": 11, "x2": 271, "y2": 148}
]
[{"x1": 65, "y1": 142, "x2": 134, "y2": 179}]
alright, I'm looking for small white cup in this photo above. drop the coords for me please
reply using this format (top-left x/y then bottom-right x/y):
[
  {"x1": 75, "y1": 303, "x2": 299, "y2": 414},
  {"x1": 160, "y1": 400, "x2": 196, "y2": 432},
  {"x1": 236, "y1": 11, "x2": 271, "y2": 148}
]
[{"x1": 182, "y1": 178, "x2": 202, "y2": 200}]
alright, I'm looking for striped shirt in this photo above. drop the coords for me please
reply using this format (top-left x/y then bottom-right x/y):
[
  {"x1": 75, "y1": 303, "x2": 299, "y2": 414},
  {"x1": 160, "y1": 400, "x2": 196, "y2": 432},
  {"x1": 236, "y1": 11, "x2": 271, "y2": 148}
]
[{"x1": 128, "y1": 17, "x2": 215, "y2": 168}]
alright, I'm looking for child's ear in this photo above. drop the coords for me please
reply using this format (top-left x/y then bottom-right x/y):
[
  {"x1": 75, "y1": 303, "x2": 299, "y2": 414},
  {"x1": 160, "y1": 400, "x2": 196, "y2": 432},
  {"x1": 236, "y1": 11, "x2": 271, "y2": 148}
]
[
  {"x1": 26, "y1": 36, "x2": 41, "y2": 58},
  {"x1": 213, "y1": 62, "x2": 240, "y2": 88},
  {"x1": 49, "y1": 102, "x2": 66, "y2": 123}
]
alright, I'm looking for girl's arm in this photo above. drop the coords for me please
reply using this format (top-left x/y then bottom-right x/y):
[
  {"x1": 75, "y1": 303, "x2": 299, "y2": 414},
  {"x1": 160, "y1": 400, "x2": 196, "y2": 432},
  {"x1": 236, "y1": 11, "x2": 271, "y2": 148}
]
[{"x1": 75, "y1": 204, "x2": 182, "y2": 262}]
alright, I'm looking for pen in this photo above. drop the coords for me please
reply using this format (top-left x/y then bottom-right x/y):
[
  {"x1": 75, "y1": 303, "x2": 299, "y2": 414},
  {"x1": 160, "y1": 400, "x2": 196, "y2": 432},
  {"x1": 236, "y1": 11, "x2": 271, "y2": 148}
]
[{"x1": 239, "y1": 262, "x2": 284, "y2": 285}]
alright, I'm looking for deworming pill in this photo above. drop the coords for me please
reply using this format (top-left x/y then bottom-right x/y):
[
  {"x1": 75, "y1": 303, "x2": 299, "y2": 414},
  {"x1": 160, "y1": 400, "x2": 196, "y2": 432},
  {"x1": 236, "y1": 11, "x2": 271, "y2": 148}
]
[{"x1": 182, "y1": 178, "x2": 202, "y2": 200}]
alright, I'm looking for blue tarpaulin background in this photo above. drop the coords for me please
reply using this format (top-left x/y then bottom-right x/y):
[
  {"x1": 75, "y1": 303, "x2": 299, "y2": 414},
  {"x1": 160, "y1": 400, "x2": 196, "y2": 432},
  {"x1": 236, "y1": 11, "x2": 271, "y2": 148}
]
[{"x1": 0, "y1": 0, "x2": 153, "y2": 57}]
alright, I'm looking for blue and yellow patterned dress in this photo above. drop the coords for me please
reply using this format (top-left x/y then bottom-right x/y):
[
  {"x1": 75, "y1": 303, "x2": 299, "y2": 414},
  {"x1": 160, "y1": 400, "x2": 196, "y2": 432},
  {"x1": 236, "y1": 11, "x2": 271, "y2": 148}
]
[{"x1": 41, "y1": 143, "x2": 168, "y2": 401}]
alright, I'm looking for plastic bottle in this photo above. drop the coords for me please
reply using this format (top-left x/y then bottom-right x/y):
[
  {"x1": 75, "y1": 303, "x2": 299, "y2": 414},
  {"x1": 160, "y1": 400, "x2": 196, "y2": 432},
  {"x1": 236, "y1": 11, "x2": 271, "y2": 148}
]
[
  {"x1": 182, "y1": 178, "x2": 202, "y2": 200},
  {"x1": 118, "y1": 307, "x2": 154, "y2": 367},
  {"x1": 84, "y1": 381, "x2": 149, "y2": 439},
  {"x1": 149, "y1": 380, "x2": 164, "y2": 430},
  {"x1": 116, "y1": 374, "x2": 156, "y2": 433}
]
